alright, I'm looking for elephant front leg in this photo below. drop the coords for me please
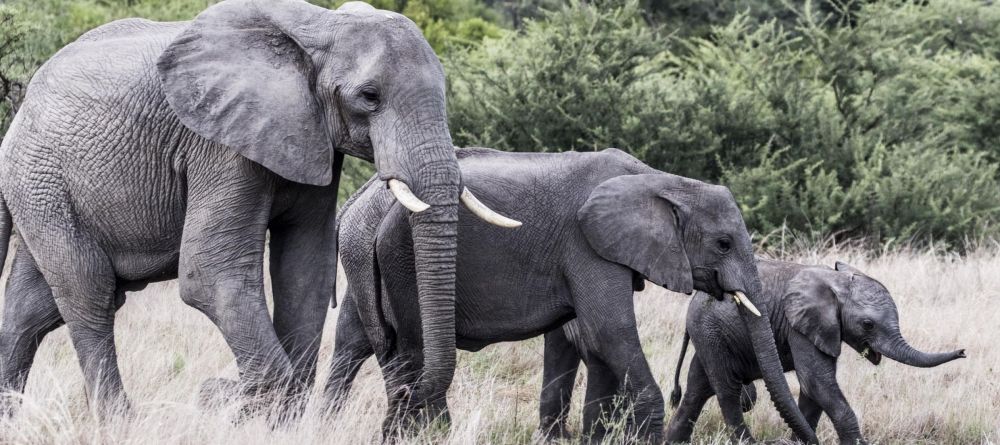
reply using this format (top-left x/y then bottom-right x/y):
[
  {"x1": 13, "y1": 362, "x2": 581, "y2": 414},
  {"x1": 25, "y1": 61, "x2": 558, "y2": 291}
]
[
  {"x1": 269, "y1": 183, "x2": 338, "y2": 397},
  {"x1": 789, "y1": 333, "x2": 867, "y2": 445},
  {"x1": 179, "y1": 163, "x2": 293, "y2": 419},
  {"x1": 571, "y1": 269, "x2": 664, "y2": 444}
]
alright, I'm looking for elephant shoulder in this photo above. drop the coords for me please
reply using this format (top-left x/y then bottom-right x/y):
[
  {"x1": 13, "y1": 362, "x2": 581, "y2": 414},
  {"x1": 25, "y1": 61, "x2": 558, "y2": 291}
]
[
  {"x1": 75, "y1": 18, "x2": 186, "y2": 44},
  {"x1": 455, "y1": 146, "x2": 503, "y2": 160},
  {"x1": 595, "y1": 148, "x2": 657, "y2": 175},
  {"x1": 30, "y1": 19, "x2": 185, "y2": 101}
]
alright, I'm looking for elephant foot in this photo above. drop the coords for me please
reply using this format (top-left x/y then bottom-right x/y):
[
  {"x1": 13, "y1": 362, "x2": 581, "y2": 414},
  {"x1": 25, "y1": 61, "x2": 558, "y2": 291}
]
[
  {"x1": 198, "y1": 377, "x2": 307, "y2": 427},
  {"x1": 92, "y1": 395, "x2": 135, "y2": 423},
  {"x1": 198, "y1": 377, "x2": 242, "y2": 409},
  {"x1": 381, "y1": 387, "x2": 452, "y2": 440},
  {"x1": 533, "y1": 424, "x2": 571, "y2": 443}
]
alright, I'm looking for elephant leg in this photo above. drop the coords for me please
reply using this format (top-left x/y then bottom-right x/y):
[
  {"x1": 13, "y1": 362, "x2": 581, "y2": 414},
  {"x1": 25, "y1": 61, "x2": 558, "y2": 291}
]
[
  {"x1": 323, "y1": 292, "x2": 375, "y2": 414},
  {"x1": 573, "y1": 270, "x2": 663, "y2": 444},
  {"x1": 178, "y1": 165, "x2": 293, "y2": 414},
  {"x1": 46, "y1": 245, "x2": 127, "y2": 416},
  {"x1": 665, "y1": 355, "x2": 714, "y2": 444},
  {"x1": 580, "y1": 358, "x2": 618, "y2": 444},
  {"x1": 739, "y1": 382, "x2": 757, "y2": 413},
  {"x1": 789, "y1": 333, "x2": 866, "y2": 445},
  {"x1": 0, "y1": 249, "x2": 63, "y2": 413},
  {"x1": 538, "y1": 327, "x2": 581, "y2": 441},
  {"x1": 378, "y1": 349, "x2": 422, "y2": 440},
  {"x1": 714, "y1": 378, "x2": 754, "y2": 443},
  {"x1": 797, "y1": 393, "x2": 824, "y2": 433},
  {"x1": 270, "y1": 182, "x2": 338, "y2": 394}
]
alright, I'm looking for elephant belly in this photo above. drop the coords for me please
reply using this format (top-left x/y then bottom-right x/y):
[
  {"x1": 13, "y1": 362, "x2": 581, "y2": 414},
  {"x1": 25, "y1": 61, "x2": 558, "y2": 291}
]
[{"x1": 454, "y1": 283, "x2": 575, "y2": 346}]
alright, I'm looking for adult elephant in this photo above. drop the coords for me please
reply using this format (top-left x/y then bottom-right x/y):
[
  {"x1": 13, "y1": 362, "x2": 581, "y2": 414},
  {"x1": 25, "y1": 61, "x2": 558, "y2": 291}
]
[
  {"x1": 326, "y1": 148, "x2": 818, "y2": 443},
  {"x1": 0, "y1": 0, "x2": 513, "y2": 416}
]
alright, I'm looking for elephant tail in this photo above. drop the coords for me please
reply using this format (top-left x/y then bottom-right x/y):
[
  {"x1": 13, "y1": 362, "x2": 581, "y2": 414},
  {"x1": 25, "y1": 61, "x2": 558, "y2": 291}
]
[
  {"x1": 335, "y1": 174, "x2": 380, "y2": 234},
  {"x1": 0, "y1": 194, "x2": 11, "y2": 279},
  {"x1": 670, "y1": 331, "x2": 690, "y2": 408}
]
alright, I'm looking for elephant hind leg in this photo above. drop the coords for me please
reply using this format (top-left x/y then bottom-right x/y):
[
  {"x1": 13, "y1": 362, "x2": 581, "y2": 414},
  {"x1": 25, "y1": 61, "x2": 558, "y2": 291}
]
[
  {"x1": 0, "y1": 248, "x2": 64, "y2": 413},
  {"x1": 31, "y1": 232, "x2": 128, "y2": 416},
  {"x1": 714, "y1": 378, "x2": 755, "y2": 443},
  {"x1": 665, "y1": 355, "x2": 714, "y2": 444},
  {"x1": 323, "y1": 293, "x2": 375, "y2": 414}
]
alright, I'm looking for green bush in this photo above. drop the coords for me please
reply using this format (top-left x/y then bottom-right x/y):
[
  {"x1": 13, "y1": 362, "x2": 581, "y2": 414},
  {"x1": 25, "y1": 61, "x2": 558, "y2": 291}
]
[
  {"x1": 446, "y1": 0, "x2": 1000, "y2": 247},
  {"x1": 447, "y1": 1, "x2": 666, "y2": 153},
  {"x1": 3, "y1": 0, "x2": 1000, "y2": 248}
]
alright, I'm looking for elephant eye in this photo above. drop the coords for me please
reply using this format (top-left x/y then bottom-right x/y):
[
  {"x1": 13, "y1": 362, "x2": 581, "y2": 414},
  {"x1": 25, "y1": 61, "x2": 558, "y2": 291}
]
[
  {"x1": 359, "y1": 87, "x2": 380, "y2": 106},
  {"x1": 716, "y1": 238, "x2": 732, "y2": 253},
  {"x1": 862, "y1": 319, "x2": 875, "y2": 331}
]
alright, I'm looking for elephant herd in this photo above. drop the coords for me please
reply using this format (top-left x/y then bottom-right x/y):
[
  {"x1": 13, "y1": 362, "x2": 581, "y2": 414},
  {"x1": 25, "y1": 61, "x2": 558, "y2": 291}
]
[{"x1": 0, "y1": 0, "x2": 964, "y2": 444}]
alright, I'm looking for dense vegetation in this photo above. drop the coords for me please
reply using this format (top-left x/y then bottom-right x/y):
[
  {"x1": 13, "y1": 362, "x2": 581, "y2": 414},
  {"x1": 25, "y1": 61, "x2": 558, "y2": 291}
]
[{"x1": 2, "y1": 0, "x2": 999, "y2": 249}]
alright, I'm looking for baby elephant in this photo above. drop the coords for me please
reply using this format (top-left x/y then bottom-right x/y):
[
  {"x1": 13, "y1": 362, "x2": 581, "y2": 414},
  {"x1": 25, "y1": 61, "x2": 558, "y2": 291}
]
[{"x1": 665, "y1": 258, "x2": 965, "y2": 444}]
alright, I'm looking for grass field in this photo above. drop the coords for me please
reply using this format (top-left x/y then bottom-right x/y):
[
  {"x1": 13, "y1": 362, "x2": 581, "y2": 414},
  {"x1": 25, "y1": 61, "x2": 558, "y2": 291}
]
[{"x1": 0, "y1": 243, "x2": 995, "y2": 444}]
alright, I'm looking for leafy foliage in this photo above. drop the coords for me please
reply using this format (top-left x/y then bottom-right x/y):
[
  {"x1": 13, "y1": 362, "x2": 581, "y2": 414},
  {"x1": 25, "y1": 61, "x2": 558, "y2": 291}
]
[
  {"x1": 447, "y1": 0, "x2": 1000, "y2": 248},
  {"x1": 2, "y1": 0, "x2": 1000, "y2": 248}
]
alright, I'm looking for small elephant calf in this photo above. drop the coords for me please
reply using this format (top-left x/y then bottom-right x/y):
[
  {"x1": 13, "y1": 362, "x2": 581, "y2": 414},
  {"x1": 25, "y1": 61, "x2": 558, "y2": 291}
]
[{"x1": 664, "y1": 258, "x2": 965, "y2": 444}]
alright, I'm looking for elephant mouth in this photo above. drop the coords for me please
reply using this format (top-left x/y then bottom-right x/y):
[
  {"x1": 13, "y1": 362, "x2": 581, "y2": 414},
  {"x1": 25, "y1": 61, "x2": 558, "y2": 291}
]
[{"x1": 859, "y1": 343, "x2": 882, "y2": 365}]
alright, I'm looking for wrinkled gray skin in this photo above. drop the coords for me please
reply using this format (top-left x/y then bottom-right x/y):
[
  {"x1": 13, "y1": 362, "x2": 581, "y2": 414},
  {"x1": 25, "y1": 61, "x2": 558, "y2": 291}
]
[
  {"x1": 656, "y1": 258, "x2": 965, "y2": 444},
  {"x1": 326, "y1": 148, "x2": 819, "y2": 443},
  {"x1": 0, "y1": 0, "x2": 463, "y2": 417}
]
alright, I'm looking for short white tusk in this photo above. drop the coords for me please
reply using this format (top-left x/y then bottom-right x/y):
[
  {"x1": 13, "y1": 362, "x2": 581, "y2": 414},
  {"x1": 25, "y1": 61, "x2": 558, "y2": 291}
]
[
  {"x1": 388, "y1": 179, "x2": 430, "y2": 213},
  {"x1": 461, "y1": 187, "x2": 523, "y2": 228},
  {"x1": 732, "y1": 291, "x2": 762, "y2": 317}
]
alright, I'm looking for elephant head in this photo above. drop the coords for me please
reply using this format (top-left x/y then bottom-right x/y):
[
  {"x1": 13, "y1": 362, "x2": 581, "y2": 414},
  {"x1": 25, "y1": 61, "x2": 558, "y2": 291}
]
[
  {"x1": 156, "y1": 0, "x2": 515, "y2": 404},
  {"x1": 577, "y1": 173, "x2": 818, "y2": 443},
  {"x1": 784, "y1": 262, "x2": 966, "y2": 367}
]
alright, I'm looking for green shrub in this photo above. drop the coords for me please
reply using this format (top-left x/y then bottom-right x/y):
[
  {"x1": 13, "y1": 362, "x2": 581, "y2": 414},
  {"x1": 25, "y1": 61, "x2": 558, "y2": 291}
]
[
  {"x1": 847, "y1": 140, "x2": 1000, "y2": 247},
  {"x1": 447, "y1": 1, "x2": 668, "y2": 155},
  {"x1": 446, "y1": 0, "x2": 1000, "y2": 247}
]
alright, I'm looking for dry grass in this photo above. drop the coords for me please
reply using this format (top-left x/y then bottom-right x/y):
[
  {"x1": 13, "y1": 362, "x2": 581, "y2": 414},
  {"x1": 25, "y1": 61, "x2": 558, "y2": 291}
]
[{"x1": 0, "y1": 244, "x2": 996, "y2": 444}]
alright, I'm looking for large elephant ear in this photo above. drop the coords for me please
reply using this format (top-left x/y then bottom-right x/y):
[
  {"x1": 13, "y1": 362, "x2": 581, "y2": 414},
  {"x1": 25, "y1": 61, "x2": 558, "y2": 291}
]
[
  {"x1": 783, "y1": 268, "x2": 848, "y2": 357},
  {"x1": 577, "y1": 174, "x2": 693, "y2": 294},
  {"x1": 158, "y1": 0, "x2": 334, "y2": 186}
]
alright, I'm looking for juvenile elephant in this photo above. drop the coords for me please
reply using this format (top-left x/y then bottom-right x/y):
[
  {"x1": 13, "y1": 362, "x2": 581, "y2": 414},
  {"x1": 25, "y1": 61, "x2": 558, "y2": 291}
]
[
  {"x1": 660, "y1": 258, "x2": 966, "y2": 444},
  {"x1": 326, "y1": 148, "x2": 818, "y2": 442},
  {"x1": 0, "y1": 0, "x2": 514, "y2": 417}
]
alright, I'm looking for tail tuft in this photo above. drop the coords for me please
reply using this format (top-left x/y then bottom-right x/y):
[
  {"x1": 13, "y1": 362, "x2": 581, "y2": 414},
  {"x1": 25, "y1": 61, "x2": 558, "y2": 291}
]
[{"x1": 669, "y1": 386, "x2": 682, "y2": 408}]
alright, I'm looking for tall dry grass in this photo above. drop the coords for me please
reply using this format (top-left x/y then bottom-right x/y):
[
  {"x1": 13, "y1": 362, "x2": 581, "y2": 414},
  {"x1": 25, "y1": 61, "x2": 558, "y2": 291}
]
[{"x1": 0, "y1": 243, "x2": 996, "y2": 444}]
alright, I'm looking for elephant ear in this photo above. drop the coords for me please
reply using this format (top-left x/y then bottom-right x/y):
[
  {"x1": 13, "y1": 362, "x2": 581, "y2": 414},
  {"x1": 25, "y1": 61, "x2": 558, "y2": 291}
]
[
  {"x1": 834, "y1": 261, "x2": 863, "y2": 275},
  {"x1": 783, "y1": 268, "x2": 848, "y2": 357},
  {"x1": 577, "y1": 174, "x2": 693, "y2": 294},
  {"x1": 158, "y1": 0, "x2": 334, "y2": 186}
]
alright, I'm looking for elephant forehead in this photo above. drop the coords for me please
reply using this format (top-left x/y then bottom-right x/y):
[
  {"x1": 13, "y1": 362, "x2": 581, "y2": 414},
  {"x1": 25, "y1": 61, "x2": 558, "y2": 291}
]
[{"x1": 850, "y1": 276, "x2": 894, "y2": 307}]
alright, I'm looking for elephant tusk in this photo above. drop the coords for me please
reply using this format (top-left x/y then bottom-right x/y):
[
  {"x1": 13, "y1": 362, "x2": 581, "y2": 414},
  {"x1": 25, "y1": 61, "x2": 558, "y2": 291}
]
[
  {"x1": 388, "y1": 179, "x2": 430, "y2": 213},
  {"x1": 461, "y1": 187, "x2": 523, "y2": 228},
  {"x1": 731, "y1": 291, "x2": 762, "y2": 317}
]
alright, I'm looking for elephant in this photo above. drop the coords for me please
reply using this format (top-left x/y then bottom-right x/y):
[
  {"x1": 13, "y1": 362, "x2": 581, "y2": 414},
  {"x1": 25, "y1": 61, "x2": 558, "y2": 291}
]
[
  {"x1": 658, "y1": 258, "x2": 966, "y2": 444},
  {"x1": 325, "y1": 147, "x2": 819, "y2": 442},
  {"x1": 0, "y1": 0, "x2": 515, "y2": 418}
]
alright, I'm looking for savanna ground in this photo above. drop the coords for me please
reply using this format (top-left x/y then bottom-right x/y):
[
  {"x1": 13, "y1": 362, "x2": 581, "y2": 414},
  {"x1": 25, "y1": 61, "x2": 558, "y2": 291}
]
[{"x1": 0, "y1": 242, "x2": 996, "y2": 444}]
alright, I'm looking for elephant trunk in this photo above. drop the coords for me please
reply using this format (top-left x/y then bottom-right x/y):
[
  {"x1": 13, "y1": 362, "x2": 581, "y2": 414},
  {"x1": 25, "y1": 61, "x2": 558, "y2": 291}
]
[
  {"x1": 740, "y1": 279, "x2": 819, "y2": 444},
  {"x1": 874, "y1": 333, "x2": 966, "y2": 368},
  {"x1": 405, "y1": 142, "x2": 461, "y2": 412}
]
